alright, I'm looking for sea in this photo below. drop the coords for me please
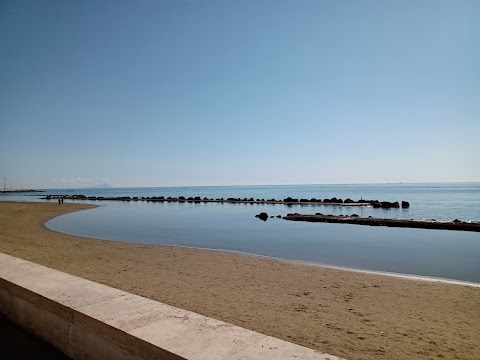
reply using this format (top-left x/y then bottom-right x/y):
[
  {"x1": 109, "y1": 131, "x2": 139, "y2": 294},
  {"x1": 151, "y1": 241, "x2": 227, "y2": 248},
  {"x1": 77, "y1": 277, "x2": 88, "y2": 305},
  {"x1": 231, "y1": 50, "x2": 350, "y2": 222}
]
[{"x1": 2, "y1": 183, "x2": 480, "y2": 283}]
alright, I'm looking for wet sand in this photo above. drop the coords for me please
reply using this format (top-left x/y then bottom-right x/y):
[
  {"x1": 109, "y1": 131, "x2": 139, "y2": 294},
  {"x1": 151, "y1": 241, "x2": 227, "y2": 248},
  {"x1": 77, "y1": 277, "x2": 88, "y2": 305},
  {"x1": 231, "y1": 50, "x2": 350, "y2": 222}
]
[{"x1": 1, "y1": 202, "x2": 479, "y2": 360}]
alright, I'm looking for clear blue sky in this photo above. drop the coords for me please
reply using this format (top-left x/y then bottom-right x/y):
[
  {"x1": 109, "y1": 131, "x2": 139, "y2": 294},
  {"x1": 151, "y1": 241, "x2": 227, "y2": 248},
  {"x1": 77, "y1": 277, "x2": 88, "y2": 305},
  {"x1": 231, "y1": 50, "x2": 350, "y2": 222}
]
[{"x1": 1, "y1": 0, "x2": 479, "y2": 188}]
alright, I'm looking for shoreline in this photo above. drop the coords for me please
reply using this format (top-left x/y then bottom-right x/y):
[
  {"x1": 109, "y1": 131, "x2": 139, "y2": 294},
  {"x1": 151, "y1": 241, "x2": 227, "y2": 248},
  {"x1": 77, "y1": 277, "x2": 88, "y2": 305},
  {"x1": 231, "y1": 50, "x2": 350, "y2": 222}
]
[
  {"x1": 80, "y1": 239, "x2": 480, "y2": 289},
  {"x1": 1, "y1": 201, "x2": 479, "y2": 360},
  {"x1": 287, "y1": 258, "x2": 480, "y2": 288},
  {"x1": 42, "y1": 202, "x2": 480, "y2": 284}
]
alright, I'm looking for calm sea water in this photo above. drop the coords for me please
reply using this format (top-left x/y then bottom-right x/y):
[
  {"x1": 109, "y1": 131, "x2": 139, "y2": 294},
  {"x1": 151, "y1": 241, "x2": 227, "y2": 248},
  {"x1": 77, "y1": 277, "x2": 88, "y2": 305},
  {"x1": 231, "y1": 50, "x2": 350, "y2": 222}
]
[{"x1": 3, "y1": 183, "x2": 480, "y2": 283}]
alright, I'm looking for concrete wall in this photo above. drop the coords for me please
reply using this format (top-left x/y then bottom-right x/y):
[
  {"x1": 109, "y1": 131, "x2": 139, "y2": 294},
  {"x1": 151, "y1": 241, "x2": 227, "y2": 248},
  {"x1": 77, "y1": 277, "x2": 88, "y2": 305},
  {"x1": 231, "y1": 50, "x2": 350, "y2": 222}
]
[{"x1": 0, "y1": 253, "x2": 343, "y2": 360}]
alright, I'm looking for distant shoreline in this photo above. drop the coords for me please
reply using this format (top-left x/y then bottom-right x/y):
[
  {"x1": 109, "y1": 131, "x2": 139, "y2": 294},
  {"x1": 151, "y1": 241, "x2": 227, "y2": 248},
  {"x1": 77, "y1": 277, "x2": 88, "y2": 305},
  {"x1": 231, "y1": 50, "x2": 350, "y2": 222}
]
[{"x1": 0, "y1": 189, "x2": 45, "y2": 193}]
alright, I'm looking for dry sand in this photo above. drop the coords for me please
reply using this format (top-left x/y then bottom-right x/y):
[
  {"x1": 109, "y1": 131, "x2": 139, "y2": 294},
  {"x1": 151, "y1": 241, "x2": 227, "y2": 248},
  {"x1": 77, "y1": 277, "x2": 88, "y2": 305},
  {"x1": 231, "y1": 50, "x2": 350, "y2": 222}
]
[{"x1": 1, "y1": 201, "x2": 479, "y2": 360}]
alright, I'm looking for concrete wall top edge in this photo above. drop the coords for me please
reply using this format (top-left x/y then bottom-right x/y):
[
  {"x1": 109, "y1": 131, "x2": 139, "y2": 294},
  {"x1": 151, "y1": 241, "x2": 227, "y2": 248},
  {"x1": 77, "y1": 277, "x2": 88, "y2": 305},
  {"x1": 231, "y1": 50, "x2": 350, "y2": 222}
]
[{"x1": 0, "y1": 252, "x2": 344, "y2": 360}]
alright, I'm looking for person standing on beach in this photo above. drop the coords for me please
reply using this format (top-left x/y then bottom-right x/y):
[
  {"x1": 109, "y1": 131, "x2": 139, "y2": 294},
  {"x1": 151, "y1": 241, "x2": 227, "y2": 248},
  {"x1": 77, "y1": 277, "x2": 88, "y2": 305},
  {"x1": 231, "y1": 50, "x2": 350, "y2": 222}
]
[
  {"x1": 58, "y1": 198, "x2": 61, "y2": 205},
  {"x1": 61, "y1": 197, "x2": 64, "y2": 205}
]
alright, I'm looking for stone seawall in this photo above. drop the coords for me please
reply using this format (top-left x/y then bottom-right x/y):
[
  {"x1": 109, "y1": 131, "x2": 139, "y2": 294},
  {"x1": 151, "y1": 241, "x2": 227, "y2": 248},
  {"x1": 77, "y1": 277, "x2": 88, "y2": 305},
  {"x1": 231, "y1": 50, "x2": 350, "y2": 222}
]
[{"x1": 0, "y1": 252, "x2": 343, "y2": 360}]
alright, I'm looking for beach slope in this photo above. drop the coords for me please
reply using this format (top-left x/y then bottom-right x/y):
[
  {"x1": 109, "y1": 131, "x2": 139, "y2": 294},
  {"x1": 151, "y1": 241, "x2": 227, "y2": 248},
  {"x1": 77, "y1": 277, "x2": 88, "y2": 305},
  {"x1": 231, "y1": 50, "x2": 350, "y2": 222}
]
[{"x1": 1, "y1": 202, "x2": 479, "y2": 360}]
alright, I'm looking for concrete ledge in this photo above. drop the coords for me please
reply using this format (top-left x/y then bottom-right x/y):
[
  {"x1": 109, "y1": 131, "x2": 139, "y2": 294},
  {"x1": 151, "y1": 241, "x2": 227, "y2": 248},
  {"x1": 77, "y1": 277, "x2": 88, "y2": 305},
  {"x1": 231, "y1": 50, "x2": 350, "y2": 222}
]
[{"x1": 0, "y1": 252, "x2": 344, "y2": 360}]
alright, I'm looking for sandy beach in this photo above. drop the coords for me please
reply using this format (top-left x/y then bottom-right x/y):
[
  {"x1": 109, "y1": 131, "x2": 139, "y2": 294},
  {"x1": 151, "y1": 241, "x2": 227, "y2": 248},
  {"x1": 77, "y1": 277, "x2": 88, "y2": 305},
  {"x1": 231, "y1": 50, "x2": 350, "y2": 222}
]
[{"x1": 1, "y1": 202, "x2": 479, "y2": 360}]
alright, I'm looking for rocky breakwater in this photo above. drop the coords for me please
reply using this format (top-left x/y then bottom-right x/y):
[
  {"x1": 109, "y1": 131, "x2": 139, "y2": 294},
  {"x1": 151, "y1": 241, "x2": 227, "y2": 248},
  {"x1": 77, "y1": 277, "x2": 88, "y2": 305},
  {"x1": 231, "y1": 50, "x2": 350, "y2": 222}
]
[
  {"x1": 42, "y1": 194, "x2": 410, "y2": 208},
  {"x1": 282, "y1": 213, "x2": 480, "y2": 232}
]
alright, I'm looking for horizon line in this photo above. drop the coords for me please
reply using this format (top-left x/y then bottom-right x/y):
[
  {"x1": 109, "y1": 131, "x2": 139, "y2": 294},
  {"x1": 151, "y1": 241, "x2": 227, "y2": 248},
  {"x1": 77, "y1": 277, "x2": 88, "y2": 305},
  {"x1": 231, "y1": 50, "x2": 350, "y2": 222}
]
[{"x1": 31, "y1": 180, "x2": 480, "y2": 190}]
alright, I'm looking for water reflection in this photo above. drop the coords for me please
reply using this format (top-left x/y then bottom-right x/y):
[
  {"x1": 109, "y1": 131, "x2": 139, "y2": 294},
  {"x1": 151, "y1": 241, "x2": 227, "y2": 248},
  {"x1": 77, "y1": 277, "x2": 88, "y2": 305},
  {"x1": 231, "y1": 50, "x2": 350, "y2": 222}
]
[{"x1": 46, "y1": 201, "x2": 480, "y2": 283}]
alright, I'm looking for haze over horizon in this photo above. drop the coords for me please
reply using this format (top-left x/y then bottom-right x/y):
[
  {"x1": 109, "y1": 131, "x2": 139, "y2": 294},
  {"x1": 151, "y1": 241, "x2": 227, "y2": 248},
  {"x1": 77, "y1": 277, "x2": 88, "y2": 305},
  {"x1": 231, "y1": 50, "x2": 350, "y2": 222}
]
[
  {"x1": 1, "y1": 0, "x2": 479, "y2": 189},
  {"x1": 4, "y1": 181, "x2": 480, "y2": 191}
]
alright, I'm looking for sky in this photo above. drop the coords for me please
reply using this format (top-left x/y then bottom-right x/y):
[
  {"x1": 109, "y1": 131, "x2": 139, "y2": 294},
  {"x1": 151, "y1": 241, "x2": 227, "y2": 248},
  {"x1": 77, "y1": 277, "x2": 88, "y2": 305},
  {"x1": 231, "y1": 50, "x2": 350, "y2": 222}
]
[{"x1": 1, "y1": 0, "x2": 479, "y2": 189}]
